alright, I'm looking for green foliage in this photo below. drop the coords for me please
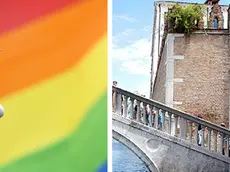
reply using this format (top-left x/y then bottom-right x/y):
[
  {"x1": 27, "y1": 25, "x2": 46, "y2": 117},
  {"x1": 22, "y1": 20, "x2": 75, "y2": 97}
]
[{"x1": 167, "y1": 4, "x2": 205, "y2": 35}]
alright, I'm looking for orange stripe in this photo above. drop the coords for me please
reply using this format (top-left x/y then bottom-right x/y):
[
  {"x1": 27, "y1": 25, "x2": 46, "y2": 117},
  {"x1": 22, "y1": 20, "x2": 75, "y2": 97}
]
[
  {"x1": 0, "y1": 0, "x2": 83, "y2": 34},
  {"x1": 0, "y1": 0, "x2": 107, "y2": 98}
]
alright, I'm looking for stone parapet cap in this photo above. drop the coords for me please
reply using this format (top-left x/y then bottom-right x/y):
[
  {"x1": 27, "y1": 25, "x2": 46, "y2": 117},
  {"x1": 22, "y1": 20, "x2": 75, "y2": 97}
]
[
  {"x1": 195, "y1": 29, "x2": 228, "y2": 32},
  {"x1": 154, "y1": 1, "x2": 229, "y2": 7},
  {"x1": 194, "y1": 29, "x2": 230, "y2": 35},
  {"x1": 167, "y1": 29, "x2": 230, "y2": 35}
]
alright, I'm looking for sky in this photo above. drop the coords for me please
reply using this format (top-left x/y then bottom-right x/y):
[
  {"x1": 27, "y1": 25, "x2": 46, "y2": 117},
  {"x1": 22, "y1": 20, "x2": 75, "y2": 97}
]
[{"x1": 112, "y1": 0, "x2": 229, "y2": 97}]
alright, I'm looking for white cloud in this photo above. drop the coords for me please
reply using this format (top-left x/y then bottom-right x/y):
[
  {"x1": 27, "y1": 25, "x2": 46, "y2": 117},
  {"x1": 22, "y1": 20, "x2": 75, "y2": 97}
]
[
  {"x1": 113, "y1": 29, "x2": 135, "y2": 45},
  {"x1": 142, "y1": 25, "x2": 152, "y2": 32},
  {"x1": 113, "y1": 14, "x2": 137, "y2": 22},
  {"x1": 120, "y1": 60, "x2": 150, "y2": 76},
  {"x1": 113, "y1": 38, "x2": 151, "y2": 61},
  {"x1": 112, "y1": 38, "x2": 152, "y2": 76}
]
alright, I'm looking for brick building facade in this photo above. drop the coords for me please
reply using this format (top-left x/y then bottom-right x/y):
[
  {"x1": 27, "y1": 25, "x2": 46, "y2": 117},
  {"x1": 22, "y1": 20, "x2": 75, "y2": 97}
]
[{"x1": 150, "y1": 0, "x2": 230, "y2": 126}]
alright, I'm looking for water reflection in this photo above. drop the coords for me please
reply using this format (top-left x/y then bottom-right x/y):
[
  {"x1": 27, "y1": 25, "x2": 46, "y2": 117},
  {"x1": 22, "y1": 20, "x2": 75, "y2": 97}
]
[{"x1": 112, "y1": 139, "x2": 150, "y2": 172}]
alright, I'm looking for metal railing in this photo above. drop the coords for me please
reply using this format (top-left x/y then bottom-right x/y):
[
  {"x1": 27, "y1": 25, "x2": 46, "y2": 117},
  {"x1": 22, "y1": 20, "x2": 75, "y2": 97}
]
[{"x1": 112, "y1": 86, "x2": 230, "y2": 157}]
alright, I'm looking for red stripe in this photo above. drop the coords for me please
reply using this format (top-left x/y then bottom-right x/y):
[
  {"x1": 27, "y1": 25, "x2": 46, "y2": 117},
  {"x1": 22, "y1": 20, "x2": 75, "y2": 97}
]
[{"x1": 0, "y1": 0, "x2": 83, "y2": 34}]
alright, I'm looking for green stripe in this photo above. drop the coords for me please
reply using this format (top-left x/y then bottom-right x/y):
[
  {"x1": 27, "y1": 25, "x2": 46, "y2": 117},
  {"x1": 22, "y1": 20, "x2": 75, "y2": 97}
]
[{"x1": 0, "y1": 92, "x2": 107, "y2": 172}]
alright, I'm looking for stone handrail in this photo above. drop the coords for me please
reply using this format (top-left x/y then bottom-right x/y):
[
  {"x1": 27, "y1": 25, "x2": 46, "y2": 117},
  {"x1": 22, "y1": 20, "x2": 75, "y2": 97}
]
[{"x1": 112, "y1": 86, "x2": 230, "y2": 157}]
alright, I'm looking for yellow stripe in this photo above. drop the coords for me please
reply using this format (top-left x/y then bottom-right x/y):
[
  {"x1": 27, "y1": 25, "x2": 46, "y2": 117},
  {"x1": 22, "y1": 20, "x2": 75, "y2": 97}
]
[{"x1": 0, "y1": 35, "x2": 107, "y2": 165}]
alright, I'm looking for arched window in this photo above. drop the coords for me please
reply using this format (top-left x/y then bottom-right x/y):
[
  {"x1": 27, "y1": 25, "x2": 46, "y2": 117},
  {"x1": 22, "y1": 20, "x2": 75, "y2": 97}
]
[{"x1": 213, "y1": 18, "x2": 218, "y2": 29}]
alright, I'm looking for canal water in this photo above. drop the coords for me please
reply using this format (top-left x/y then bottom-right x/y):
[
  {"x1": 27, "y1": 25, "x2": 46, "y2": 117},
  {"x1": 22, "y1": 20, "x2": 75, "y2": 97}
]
[{"x1": 112, "y1": 139, "x2": 150, "y2": 172}]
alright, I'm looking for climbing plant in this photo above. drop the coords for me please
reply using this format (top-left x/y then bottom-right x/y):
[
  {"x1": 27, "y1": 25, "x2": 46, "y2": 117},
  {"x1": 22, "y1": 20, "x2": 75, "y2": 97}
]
[{"x1": 166, "y1": 4, "x2": 205, "y2": 35}]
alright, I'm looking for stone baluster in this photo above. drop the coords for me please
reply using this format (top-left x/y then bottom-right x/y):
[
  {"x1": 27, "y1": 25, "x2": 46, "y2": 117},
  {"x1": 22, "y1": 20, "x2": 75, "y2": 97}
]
[
  {"x1": 214, "y1": 130, "x2": 217, "y2": 152},
  {"x1": 136, "y1": 100, "x2": 141, "y2": 122},
  {"x1": 220, "y1": 133, "x2": 224, "y2": 155},
  {"x1": 129, "y1": 98, "x2": 134, "y2": 120},
  {"x1": 207, "y1": 128, "x2": 211, "y2": 150},
  {"x1": 112, "y1": 90, "x2": 116, "y2": 113},
  {"x1": 123, "y1": 96, "x2": 128, "y2": 118},
  {"x1": 154, "y1": 107, "x2": 159, "y2": 129},
  {"x1": 139, "y1": 102, "x2": 143, "y2": 123},
  {"x1": 164, "y1": 111, "x2": 169, "y2": 132},
  {"x1": 149, "y1": 105, "x2": 153, "y2": 127},
  {"x1": 133, "y1": 99, "x2": 137, "y2": 120},
  {"x1": 168, "y1": 113, "x2": 172, "y2": 135},
  {"x1": 226, "y1": 136, "x2": 229, "y2": 157},
  {"x1": 146, "y1": 105, "x2": 150, "y2": 126},
  {"x1": 174, "y1": 115, "x2": 178, "y2": 137},
  {"x1": 162, "y1": 110, "x2": 166, "y2": 131},
  {"x1": 116, "y1": 92, "x2": 122, "y2": 115},
  {"x1": 188, "y1": 121, "x2": 192, "y2": 143},
  {"x1": 142, "y1": 103, "x2": 147, "y2": 125},
  {"x1": 159, "y1": 109, "x2": 163, "y2": 130},
  {"x1": 195, "y1": 123, "x2": 198, "y2": 146},
  {"x1": 180, "y1": 117, "x2": 187, "y2": 140},
  {"x1": 201, "y1": 126, "x2": 205, "y2": 147}
]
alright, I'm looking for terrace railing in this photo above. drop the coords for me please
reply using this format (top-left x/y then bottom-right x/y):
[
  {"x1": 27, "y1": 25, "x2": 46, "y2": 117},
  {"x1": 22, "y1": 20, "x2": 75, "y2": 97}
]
[{"x1": 112, "y1": 86, "x2": 230, "y2": 157}]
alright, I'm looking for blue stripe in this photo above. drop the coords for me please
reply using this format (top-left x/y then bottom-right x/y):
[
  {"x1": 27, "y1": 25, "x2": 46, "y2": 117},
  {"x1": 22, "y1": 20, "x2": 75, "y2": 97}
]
[{"x1": 97, "y1": 160, "x2": 107, "y2": 172}]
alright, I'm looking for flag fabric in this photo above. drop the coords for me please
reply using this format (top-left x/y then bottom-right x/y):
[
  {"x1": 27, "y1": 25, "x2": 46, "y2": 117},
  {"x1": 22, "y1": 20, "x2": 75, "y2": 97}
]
[{"x1": 0, "y1": 0, "x2": 107, "y2": 171}]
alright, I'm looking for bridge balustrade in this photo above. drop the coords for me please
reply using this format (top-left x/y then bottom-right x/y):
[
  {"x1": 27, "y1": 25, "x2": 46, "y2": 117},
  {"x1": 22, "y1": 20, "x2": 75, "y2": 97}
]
[{"x1": 112, "y1": 86, "x2": 230, "y2": 157}]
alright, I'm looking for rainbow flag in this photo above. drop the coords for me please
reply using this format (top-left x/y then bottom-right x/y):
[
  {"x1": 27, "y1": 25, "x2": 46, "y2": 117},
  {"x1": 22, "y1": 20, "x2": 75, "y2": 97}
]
[{"x1": 0, "y1": 0, "x2": 107, "y2": 171}]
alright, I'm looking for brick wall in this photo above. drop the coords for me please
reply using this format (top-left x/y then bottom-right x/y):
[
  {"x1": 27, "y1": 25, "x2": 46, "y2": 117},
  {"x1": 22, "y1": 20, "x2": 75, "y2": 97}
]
[{"x1": 173, "y1": 34, "x2": 230, "y2": 125}]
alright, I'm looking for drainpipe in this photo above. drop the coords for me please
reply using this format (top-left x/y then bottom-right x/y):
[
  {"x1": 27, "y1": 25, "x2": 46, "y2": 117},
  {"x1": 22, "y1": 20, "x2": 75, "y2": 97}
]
[
  {"x1": 150, "y1": 54, "x2": 154, "y2": 99},
  {"x1": 228, "y1": 4, "x2": 230, "y2": 31},
  {"x1": 158, "y1": 4, "x2": 161, "y2": 56},
  {"x1": 228, "y1": 4, "x2": 230, "y2": 129},
  {"x1": 206, "y1": 6, "x2": 209, "y2": 28}
]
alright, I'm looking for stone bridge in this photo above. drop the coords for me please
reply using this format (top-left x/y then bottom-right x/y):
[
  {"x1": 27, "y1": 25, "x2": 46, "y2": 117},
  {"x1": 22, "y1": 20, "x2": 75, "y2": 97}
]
[{"x1": 112, "y1": 86, "x2": 230, "y2": 172}]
